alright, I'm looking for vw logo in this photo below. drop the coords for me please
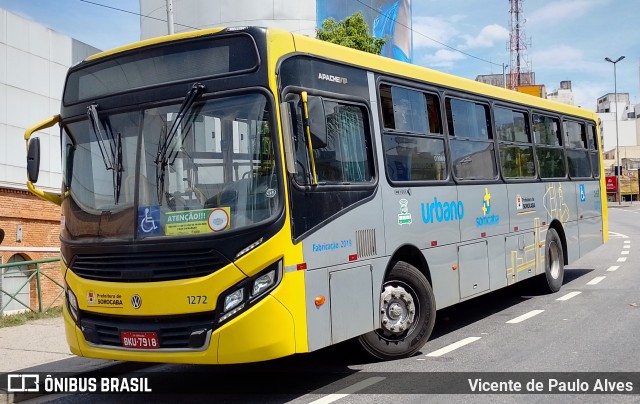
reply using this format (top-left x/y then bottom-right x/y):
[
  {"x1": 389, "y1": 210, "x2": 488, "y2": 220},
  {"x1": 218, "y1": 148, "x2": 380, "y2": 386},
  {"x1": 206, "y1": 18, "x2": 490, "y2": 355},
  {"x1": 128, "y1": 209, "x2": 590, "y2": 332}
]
[{"x1": 131, "y1": 294, "x2": 142, "y2": 309}]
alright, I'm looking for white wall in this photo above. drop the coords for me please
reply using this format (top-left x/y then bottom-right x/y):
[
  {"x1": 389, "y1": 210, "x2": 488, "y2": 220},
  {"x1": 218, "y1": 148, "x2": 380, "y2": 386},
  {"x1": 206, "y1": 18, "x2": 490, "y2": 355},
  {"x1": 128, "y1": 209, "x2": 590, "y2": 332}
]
[
  {"x1": 0, "y1": 9, "x2": 99, "y2": 193},
  {"x1": 598, "y1": 112, "x2": 638, "y2": 151},
  {"x1": 547, "y1": 89, "x2": 574, "y2": 106},
  {"x1": 597, "y1": 96, "x2": 628, "y2": 120},
  {"x1": 140, "y1": 0, "x2": 317, "y2": 39}
]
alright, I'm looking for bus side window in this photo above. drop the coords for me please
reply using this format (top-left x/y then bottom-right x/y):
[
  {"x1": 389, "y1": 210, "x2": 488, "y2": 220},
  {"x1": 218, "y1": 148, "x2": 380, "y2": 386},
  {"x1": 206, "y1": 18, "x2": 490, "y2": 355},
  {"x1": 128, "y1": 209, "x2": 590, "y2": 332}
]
[
  {"x1": 380, "y1": 84, "x2": 446, "y2": 182},
  {"x1": 445, "y1": 97, "x2": 497, "y2": 180},
  {"x1": 287, "y1": 93, "x2": 374, "y2": 186},
  {"x1": 533, "y1": 113, "x2": 567, "y2": 179},
  {"x1": 315, "y1": 101, "x2": 373, "y2": 184},
  {"x1": 564, "y1": 120, "x2": 592, "y2": 178},
  {"x1": 587, "y1": 124, "x2": 600, "y2": 178},
  {"x1": 495, "y1": 107, "x2": 536, "y2": 179}
]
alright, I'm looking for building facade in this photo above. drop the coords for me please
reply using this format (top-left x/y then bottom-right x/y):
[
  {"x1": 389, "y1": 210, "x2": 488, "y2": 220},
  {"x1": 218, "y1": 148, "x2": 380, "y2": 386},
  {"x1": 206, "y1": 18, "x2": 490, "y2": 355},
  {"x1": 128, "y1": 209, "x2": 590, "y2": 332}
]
[
  {"x1": 0, "y1": 9, "x2": 99, "y2": 314},
  {"x1": 598, "y1": 93, "x2": 640, "y2": 201},
  {"x1": 547, "y1": 80, "x2": 574, "y2": 106},
  {"x1": 597, "y1": 93, "x2": 640, "y2": 152},
  {"x1": 475, "y1": 72, "x2": 535, "y2": 89},
  {"x1": 139, "y1": 0, "x2": 413, "y2": 62}
]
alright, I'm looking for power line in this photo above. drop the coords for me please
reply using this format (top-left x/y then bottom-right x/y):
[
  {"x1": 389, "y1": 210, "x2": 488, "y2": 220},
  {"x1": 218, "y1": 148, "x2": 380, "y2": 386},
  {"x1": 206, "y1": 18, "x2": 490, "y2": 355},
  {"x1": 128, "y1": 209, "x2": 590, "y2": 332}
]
[
  {"x1": 78, "y1": 0, "x2": 198, "y2": 30},
  {"x1": 353, "y1": 0, "x2": 503, "y2": 67},
  {"x1": 80, "y1": 0, "x2": 503, "y2": 67}
]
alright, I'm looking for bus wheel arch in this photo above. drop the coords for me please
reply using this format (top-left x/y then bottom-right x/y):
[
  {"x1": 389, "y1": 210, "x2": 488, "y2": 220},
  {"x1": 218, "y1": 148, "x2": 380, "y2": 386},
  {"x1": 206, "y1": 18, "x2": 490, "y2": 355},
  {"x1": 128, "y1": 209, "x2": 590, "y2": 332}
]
[
  {"x1": 358, "y1": 246, "x2": 436, "y2": 360},
  {"x1": 385, "y1": 244, "x2": 432, "y2": 286},
  {"x1": 549, "y1": 220, "x2": 568, "y2": 265}
]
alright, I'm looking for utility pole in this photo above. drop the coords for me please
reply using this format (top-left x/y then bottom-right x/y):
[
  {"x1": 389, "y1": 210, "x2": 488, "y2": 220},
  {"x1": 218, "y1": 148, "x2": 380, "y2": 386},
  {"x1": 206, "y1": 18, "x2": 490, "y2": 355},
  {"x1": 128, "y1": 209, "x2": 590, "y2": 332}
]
[
  {"x1": 502, "y1": 63, "x2": 508, "y2": 88},
  {"x1": 166, "y1": 0, "x2": 175, "y2": 35},
  {"x1": 605, "y1": 56, "x2": 626, "y2": 204}
]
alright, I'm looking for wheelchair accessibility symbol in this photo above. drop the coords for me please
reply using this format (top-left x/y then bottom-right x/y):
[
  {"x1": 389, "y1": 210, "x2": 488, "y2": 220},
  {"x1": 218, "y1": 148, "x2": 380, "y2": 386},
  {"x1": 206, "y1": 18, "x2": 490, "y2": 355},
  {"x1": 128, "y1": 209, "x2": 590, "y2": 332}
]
[
  {"x1": 138, "y1": 206, "x2": 161, "y2": 236},
  {"x1": 579, "y1": 184, "x2": 586, "y2": 203}
]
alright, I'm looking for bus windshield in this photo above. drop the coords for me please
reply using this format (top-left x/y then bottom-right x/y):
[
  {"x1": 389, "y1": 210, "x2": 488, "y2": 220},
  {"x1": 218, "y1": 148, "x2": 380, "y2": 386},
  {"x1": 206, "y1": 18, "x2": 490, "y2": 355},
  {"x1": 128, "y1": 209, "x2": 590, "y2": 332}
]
[{"x1": 61, "y1": 92, "x2": 280, "y2": 241}]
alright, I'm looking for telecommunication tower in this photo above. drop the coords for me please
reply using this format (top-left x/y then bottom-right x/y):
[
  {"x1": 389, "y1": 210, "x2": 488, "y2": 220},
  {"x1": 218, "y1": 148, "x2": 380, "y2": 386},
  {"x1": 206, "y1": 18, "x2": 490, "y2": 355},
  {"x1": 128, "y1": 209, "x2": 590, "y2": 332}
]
[{"x1": 508, "y1": 0, "x2": 531, "y2": 90}]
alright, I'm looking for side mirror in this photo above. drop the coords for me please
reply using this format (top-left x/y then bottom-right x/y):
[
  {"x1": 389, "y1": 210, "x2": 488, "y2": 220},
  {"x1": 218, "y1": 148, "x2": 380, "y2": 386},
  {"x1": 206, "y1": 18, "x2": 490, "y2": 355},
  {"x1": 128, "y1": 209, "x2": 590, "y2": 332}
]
[
  {"x1": 64, "y1": 143, "x2": 75, "y2": 188},
  {"x1": 307, "y1": 96, "x2": 327, "y2": 149},
  {"x1": 27, "y1": 137, "x2": 41, "y2": 183},
  {"x1": 280, "y1": 101, "x2": 296, "y2": 174}
]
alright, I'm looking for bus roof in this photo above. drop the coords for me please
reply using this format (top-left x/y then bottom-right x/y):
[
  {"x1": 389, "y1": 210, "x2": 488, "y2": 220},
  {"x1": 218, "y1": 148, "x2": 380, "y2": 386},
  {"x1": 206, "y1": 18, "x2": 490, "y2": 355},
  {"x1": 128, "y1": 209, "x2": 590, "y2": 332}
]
[{"x1": 285, "y1": 29, "x2": 597, "y2": 121}]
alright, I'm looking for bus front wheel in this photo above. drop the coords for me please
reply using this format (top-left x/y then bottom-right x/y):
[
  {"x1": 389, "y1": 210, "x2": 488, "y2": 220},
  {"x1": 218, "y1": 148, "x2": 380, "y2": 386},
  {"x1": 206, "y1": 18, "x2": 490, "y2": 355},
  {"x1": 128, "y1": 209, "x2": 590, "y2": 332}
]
[
  {"x1": 358, "y1": 261, "x2": 436, "y2": 360},
  {"x1": 540, "y1": 228, "x2": 564, "y2": 293}
]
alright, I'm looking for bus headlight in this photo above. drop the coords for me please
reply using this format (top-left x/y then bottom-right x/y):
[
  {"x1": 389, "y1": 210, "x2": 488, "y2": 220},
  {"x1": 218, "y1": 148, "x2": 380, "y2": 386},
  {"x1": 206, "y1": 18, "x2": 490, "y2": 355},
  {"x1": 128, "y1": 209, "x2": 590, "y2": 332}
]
[
  {"x1": 66, "y1": 284, "x2": 79, "y2": 323},
  {"x1": 217, "y1": 260, "x2": 282, "y2": 324},
  {"x1": 224, "y1": 289, "x2": 244, "y2": 312},
  {"x1": 252, "y1": 270, "x2": 276, "y2": 297}
]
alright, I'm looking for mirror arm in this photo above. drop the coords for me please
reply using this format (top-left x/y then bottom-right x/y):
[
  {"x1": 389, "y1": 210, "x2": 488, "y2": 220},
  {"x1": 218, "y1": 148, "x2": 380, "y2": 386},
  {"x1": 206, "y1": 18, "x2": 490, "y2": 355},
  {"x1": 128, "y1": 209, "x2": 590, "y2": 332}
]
[
  {"x1": 301, "y1": 91, "x2": 318, "y2": 186},
  {"x1": 27, "y1": 182, "x2": 64, "y2": 205},
  {"x1": 24, "y1": 115, "x2": 60, "y2": 141}
]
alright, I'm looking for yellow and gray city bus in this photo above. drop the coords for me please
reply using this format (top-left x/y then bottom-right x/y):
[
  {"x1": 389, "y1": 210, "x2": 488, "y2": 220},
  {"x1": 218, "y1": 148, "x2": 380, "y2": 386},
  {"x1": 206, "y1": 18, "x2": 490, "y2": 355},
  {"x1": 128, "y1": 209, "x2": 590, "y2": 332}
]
[{"x1": 24, "y1": 27, "x2": 607, "y2": 364}]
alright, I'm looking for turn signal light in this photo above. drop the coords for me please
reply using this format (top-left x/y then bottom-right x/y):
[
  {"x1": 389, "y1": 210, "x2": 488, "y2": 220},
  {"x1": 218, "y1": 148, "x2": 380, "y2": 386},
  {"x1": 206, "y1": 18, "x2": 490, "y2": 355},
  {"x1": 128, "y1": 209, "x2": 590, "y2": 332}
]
[{"x1": 315, "y1": 296, "x2": 326, "y2": 307}]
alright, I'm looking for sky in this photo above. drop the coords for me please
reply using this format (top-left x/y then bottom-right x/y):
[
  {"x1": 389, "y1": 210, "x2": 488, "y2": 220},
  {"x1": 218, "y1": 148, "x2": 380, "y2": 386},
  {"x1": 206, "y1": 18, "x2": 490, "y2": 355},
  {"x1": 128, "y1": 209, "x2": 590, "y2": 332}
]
[
  {"x1": 413, "y1": 0, "x2": 639, "y2": 110},
  {"x1": 1, "y1": 0, "x2": 638, "y2": 111}
]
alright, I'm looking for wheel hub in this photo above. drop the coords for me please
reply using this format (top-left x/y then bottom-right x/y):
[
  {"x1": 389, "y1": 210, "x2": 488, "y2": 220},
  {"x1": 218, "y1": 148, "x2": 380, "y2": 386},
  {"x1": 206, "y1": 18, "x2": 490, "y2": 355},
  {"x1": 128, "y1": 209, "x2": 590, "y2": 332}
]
[{"x1": 380, "y1": 285, "x2": 415, "y2": 335}]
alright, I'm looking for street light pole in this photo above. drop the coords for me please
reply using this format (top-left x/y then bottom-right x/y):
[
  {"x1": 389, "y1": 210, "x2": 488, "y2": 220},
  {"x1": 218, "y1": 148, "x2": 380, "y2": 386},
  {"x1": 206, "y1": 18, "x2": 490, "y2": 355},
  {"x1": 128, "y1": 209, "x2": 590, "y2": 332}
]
[
  {"x1": 605, "y1": 55, "x2": 625, "y2": 205},
  {"x1": 166, "y1": 0, "x2": 175, "y2": 35},
  {"x1": 502, "y1": 63, "x2": 509, "y2": 88}
]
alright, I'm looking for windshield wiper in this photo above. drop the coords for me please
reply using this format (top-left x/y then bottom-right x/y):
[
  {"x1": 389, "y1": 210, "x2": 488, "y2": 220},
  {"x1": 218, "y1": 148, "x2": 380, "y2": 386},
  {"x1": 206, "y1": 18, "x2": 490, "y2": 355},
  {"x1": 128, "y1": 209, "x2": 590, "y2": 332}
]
[
  {"x1": 87, "y1": 104, "x2": 123, "y2": 204},
  {"x1": 87, "y1": 104, "x2": 114, "y2": 170},
  {"x1": 112, "y1": 131, "x2": 123, "y2": 204},
  {"x1": 155, "y1": 82, "x2": 205, "y2": 203}
]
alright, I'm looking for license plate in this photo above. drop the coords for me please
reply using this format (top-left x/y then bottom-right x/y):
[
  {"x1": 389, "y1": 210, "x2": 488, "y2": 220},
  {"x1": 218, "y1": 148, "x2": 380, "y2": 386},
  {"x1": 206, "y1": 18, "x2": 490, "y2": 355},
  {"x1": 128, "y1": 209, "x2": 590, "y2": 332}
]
[{"x1": 120, "y1": 331, "x2": 159, "y2": 349}]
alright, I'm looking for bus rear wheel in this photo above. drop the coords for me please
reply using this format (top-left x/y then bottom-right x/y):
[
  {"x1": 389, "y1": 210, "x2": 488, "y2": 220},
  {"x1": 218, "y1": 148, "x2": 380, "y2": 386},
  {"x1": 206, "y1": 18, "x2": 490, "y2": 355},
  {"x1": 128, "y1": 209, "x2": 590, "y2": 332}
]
[
  {"x1": 539, "y1": 228, "x2": 564, "y2": 293},
  {"x1": 358, "y1": 261, "x2": 436, "y2": 360}
]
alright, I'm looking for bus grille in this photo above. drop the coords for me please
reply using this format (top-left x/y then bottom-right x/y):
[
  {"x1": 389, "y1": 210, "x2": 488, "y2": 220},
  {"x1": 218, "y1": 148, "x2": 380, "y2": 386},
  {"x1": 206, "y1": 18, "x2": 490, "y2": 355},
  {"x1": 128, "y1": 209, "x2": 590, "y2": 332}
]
[
  {"x1": 71, "y1": 249, "x2": 228, "y2": 282},
  {"x1": 79, "y1": 311, "x2": 216, "y2": 350}
]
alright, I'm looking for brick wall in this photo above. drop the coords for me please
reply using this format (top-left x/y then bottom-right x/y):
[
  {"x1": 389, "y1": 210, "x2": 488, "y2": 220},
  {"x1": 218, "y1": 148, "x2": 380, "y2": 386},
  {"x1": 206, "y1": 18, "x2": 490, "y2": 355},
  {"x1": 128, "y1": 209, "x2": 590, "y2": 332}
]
[{"x1": 0, "y1": 188, "x2": 63, "y2": 313}]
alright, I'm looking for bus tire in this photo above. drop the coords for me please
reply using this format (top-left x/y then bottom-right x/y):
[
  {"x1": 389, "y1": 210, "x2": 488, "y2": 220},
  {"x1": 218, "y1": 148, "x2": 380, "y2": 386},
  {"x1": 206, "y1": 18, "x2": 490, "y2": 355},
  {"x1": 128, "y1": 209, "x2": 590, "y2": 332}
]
[
  {"x1": 358, "y1": 261, "x2": 436, "y2": 360},
  {"x1": 540, "y1": 228, "x2": 564, "y2": 293}
]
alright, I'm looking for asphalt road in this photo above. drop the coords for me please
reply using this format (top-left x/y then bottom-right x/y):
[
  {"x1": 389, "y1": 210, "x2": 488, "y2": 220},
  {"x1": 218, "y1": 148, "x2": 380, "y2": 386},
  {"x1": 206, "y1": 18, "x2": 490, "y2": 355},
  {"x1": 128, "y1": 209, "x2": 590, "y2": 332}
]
[{"x1": 25, "y1": 206, "x2": 640, "y2": 403}]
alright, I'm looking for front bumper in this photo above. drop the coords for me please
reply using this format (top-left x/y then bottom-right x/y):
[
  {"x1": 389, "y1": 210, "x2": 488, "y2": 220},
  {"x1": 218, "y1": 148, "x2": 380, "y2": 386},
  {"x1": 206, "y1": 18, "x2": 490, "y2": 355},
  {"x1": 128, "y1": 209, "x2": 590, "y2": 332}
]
[{"x1": 64, "y1": 291, "x2": 296, "y2": 364}]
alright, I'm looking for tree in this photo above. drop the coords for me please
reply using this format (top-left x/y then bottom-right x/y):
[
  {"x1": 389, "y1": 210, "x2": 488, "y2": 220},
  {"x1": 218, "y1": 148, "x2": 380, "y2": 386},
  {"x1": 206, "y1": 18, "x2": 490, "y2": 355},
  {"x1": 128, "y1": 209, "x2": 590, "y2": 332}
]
[{"x1": 316, "y1": 12, "x2": 386, "y2": 55}]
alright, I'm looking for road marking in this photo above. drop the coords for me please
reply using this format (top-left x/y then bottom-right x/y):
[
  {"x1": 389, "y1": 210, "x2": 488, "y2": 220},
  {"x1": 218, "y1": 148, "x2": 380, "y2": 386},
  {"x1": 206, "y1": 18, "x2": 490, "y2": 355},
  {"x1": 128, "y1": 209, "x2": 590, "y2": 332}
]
[
  {"x1": 309, "y1": 377, "x2": 386, "y2": 404},
  {"x1": 624, "y1": 245, "x2": 631, "y2": 249},
  {"x1": 607, "y1": 265, "x2": 620, "y2": 272},
  {"x1": 426, "y1": 337, "x2": 481, "y2": 357},
  {"x1": 609, "y1": 231, "x2": 629, "y2": 239},
  {"x1": 557, "y1": 291, "x2": 581, "y2": 301},
  {"x1": 587, "y1": 276, "x2": 606, "y2": 285},
  {"x1": 624, "y1": 240, "x2": 631, "y2": 244},
  {"x1": 621, "y1": 250, "x2": 630, "y2": 255},
  {"x1": 617, "y1": 257, "x2": 628, "y2": 262},
  {"x1": 506, "y1": 310, "x2": 544, "y2": 324}
]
